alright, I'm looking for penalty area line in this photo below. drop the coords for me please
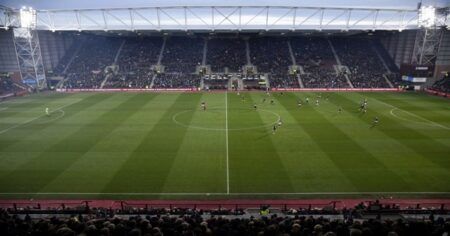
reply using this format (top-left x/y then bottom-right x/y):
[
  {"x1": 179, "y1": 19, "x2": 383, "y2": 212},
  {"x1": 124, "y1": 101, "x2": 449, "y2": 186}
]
[
  {"x1": 375, "y1": 99, "x2": 450, "y2": 131},
  {"x1": 0, "y1": 101, "x2": 77, "y2": 135}
]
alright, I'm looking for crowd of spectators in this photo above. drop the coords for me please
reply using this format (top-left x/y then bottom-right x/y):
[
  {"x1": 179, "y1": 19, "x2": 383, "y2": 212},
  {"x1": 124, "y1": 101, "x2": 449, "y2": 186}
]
[
  {"x1": 206, "y1": 38, "x2": 247, "y2": 73},
  {"x1": 63, "y1": 36, "x2": 122, "y2": 89},
  {"x1": 104, "y1": 37, "x2": 163, "y2": 88},
  {"x1": 53, "y1": 45, "x2": 78, "y2": 75},
  {"x1": 372, "y1": 41, "x2": 399, "y2": 73},
  {"x1": 290, "y1": 37, "x2": 349, "y2": 88},
  {"x1": 57, "y1": 35, "x2": 409, "y2": 90},
  {"x1": 0, "y1": 74, "x2": 15, "y2": 95},
  {"x1": 250, "y1": 37, "x2": 291, "y2": 75},
  {"x1": 270, "y1": 74, "x2": 300, "y2": 88},
  {"x1": 152, "y1": 73, "x2": 200, "y2": 88},
  {"x1": 249, "y1": 37, "x2": 292, "y2": 89},
  {"x1": 1, "y1": 206, "x2": 449, "y2": 236},
  {"x1": 104, "y1": 73, "x2": 154, "y2": 89},
  {"x1": 385, "y1": 73, "x2": 407, "y2": 88},
  {"x1": 291, "y1": 37, "x2": 335, "y2": 69},
  {"x1": 162, "y1": 37, "x2": 204, "y2": 73},
  {"x1": 331, "y1": 38, "x2": 390, "y2": 88},
  {"x1": 302, "y1": 69, "x2": 349, "y2": 88},
  {"x1": 0, "y1": 73, "x2": 28, "y2": 96},
  {"x1": 431, "y1": 74, "x2": 450, "y2": 93}
]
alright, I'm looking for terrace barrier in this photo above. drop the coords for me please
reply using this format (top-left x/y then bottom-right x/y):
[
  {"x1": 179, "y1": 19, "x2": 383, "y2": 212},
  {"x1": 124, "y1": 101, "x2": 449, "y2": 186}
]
[{"x1": 0, "y1": 199, "x2": 449, "y2": 215}]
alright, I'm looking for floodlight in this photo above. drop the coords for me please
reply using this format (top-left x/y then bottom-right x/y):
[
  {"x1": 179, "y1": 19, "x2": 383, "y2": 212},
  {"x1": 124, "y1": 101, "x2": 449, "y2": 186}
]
[
  {"x1": 19, "y1": 6, "x2": 36, "y2": 29},
  {"x1": 418, "y1": 5, "x2": 436, "y2": 28}
]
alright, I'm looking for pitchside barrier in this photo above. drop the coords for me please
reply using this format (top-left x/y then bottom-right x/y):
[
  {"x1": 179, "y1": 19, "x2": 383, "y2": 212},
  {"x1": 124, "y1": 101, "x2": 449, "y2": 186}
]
[
  {"x1": 55, "y1": 88, "x2": 402, "y2": 93},
  {"x1": 271, "y1": 88, "x2": 402, "y2": 92},
  {"x1": 0, "y1": 93, "x2": 15, "y2": 100},
  {"x1": 56, "y1": 88, "x2": 198, "y2": 92},
  {"x1": 114, "y1": 201, "x2": 339, "y2": 212},
  {"x1": 425, "y1": 89, "x2": 449, "y2": 98},
  {"x1": 0, "y1": 90, "x2": 28, "y2": 99},
  {"x1": 0, "y1": 200, "x2": 449, "y2": 214}
]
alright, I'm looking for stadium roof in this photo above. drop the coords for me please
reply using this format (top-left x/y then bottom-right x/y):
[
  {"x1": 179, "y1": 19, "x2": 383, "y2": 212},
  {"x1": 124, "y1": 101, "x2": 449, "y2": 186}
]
[
  {"x1": 1, "y1": 0, "x2": 449, "y2": 31},
  {"x1": 2, "y1": 0, "x2": 449, "y2": 11}
]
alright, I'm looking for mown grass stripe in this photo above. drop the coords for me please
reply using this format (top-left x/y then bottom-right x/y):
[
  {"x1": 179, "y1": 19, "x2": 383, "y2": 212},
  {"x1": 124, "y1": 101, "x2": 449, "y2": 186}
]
[
  {"x1": 280, "y1": 92, "x2": 411, "y2": 192},
  {"x1": 103, "y1": 93, "x2": 203, "y2": 193},
  {"x1": 0, "y1": 93, "x2": 108, "y2": 152},
  {"x1": 267, "y1": 93, "x2": 359, "y2": 192},
  {"x1": 0, "y1": 93, "x2": 155, "y2": 193},
  {"x1": 384, "y1": 92, "x2": 450, "y2": 111},
  {"x1": 159, "y1": 92, "x2": 227, "y2": 193},
  {"x1": 303, "y1": 92, "x2": 449, "y2": 192},
  {"x1": 334, "y1": 93, "x2": 450, "y2": 169},
  {"x1": 228, "y1": 92, "x2": 295, "y2": 193},
  {"x1": 366, "y1": 92, "x2": 450, "y2": 130},
  {"x1": 0, "y1": 93, "x2": 73, "y2": 119},
  {"x1": 38, "y1": 94, "x2": 162, "y2": 194}
]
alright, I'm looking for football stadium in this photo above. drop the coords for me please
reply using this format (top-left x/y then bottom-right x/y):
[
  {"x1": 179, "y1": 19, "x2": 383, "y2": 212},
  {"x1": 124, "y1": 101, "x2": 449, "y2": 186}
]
[{"x1": 0, "y1": 0, "x2": 449, "y2": 235}]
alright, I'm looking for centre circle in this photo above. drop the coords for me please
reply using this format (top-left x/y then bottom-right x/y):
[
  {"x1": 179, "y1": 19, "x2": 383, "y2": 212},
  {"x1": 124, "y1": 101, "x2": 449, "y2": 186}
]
[{"x1": 172, "y1": 108, "x2": 281, "y2": 131}]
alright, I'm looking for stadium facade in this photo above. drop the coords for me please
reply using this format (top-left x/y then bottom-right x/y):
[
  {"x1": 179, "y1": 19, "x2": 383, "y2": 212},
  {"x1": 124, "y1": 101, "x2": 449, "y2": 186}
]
[
  {"x1": 0, "y1": 1, "x2": 449, "y2": 92},
  {"x1": 0, "y1": 2, "x2": 449, "y2": 234}
]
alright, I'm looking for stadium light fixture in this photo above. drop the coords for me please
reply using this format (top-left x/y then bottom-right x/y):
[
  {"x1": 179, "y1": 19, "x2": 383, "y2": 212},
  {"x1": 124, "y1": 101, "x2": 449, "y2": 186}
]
[
  {"x1": 418, "y1": 5, "x2": 436, "y2": 28},
  {"x1": 19, "y1": 6, "x2": 36, "y2": 29}
]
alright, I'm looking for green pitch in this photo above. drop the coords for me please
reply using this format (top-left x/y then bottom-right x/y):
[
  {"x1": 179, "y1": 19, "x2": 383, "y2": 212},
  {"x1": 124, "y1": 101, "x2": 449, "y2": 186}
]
[{"x1": 0, "y1": 91, "x2": 449, "y2": 199}]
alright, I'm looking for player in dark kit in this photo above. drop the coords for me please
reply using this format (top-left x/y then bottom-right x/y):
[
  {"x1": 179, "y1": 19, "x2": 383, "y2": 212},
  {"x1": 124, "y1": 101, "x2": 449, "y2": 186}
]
[
  {"x1": 270, "y1": 100, "x2": 274, "y2": 105},
  {"x1": 253, "y1": 104, "x2": 257, "y2": 110},
  {"x1": 201, "y1": 101, "x2": 206, "y2": 111},
  {"x1": 272, "y1": 124, "x2": 277, "y2": 134},
  {"x1": 371, "y1": 116, "x2": 379, "y2": 127}
]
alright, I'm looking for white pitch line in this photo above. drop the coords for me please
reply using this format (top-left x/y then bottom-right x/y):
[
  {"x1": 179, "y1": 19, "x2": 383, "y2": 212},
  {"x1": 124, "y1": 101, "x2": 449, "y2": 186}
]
[
  {"x1": 225, "y1": 91, "x2": 230, "y2": 195},
  {"x1": 376, "y1": 98, "x2": 450, "y2": 131},
  {"x1": 0, "y1": 192, "x2": 449, "y2": 195},
  {"x1": 172, "y1": 109, "x2": 280, "y2": 131},
  {"x1": 0, "y1": 101, "x2": 77, "y2": 135},
  {"x1": 389, "y1": 108, "x2": 439, "y2": 128}
]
